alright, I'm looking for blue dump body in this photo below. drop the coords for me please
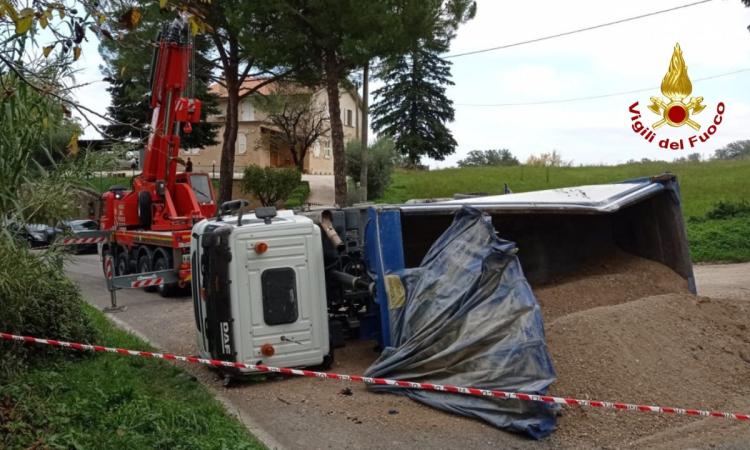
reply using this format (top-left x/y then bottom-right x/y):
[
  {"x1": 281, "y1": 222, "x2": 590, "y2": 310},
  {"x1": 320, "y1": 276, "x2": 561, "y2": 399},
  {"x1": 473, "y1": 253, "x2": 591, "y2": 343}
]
[{"x1": 360, "y1": 175, "x2": 695, "y2": 438}]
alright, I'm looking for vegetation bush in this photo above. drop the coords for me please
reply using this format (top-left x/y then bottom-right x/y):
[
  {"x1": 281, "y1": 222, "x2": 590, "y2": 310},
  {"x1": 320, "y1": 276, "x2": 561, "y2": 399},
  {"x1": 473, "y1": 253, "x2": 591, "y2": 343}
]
[
  {"x1": 241, "y1": 165, "x2": 301, "y2": 207},
  {"x1": 284, "y1": 180, "x2": 311, "y2": 208},
  {"x1": 0, "y1": 75, "x2": 97, "y2": 382},
  {"x1": 345, "y1": 137, "x2": 396, "y2": 200},
  {"x1": 704, "y1": 200, "x2": 750, "y2": 220},
  {"x1": 0, "y1": 238, "x2": 97, "y2": 382},
  {"x1": 688, "y1": 200, "x2": 750, "y2": 262}
]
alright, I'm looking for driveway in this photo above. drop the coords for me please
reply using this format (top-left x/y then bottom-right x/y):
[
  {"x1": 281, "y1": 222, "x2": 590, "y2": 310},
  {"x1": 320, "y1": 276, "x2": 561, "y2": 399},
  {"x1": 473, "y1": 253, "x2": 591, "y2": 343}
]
[
  {"x1": 694, "y1": 262, "x2": 750, "y2": 301},
  {"x1": 302, "y1": 174, "x2": 334, "y2": 206}
]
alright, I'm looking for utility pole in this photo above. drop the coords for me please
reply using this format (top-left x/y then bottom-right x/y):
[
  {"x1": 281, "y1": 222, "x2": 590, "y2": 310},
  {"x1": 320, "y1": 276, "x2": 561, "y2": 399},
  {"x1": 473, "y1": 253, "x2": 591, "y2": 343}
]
[{"x1": 359, "y1": 61, "x2": 369, "y2": 202}]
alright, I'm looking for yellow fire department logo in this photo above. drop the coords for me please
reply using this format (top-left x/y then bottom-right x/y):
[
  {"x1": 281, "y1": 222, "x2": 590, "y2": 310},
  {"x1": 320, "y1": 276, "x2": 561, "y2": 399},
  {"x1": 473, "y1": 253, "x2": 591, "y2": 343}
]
[
  {"x1": 628, "y1": 43, "x2": 725, "y2": 150},
  {"x1": 647, "y1": 43, "x2": 705, "y2": 130}
]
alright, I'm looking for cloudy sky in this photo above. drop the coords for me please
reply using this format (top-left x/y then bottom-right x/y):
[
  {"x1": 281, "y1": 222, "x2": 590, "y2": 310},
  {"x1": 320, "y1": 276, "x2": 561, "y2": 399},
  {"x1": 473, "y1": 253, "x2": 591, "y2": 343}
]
[{"x1": 72, "y1": 0, "x2": 750, "y2": 167}]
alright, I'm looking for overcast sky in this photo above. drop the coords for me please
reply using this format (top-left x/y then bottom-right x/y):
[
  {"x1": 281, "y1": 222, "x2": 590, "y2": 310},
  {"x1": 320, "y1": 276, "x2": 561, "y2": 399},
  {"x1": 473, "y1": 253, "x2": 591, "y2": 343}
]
[{"x1": 72, "y1": 0, "x2": 750, "y2": 167}]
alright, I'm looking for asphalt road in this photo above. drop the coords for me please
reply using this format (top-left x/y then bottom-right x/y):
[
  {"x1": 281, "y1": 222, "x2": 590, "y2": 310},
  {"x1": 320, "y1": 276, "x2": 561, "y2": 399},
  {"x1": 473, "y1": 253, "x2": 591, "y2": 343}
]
[
  {"x1": 65, "y1": 254, "x2": 543, "y2": 450},
  {"x1": 65, "y1": 255, "x2": 750, "y2": 449}
]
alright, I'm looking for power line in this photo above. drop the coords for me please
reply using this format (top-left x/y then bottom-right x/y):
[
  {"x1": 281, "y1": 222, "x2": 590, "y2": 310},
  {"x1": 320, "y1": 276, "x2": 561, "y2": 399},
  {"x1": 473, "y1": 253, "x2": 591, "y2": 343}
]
[
  {"x1": 454, "y1": 67, "x2": 750, "y2": 107},
  {"x1": 445, "y1": 0, "x2": 714, "y2": 59}
]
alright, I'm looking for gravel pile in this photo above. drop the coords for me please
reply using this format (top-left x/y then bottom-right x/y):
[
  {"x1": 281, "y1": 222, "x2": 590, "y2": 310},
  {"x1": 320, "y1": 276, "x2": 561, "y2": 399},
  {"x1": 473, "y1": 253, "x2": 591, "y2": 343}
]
[{"x1": 535, "y1": 254, "x2": 750, "y2": 448}]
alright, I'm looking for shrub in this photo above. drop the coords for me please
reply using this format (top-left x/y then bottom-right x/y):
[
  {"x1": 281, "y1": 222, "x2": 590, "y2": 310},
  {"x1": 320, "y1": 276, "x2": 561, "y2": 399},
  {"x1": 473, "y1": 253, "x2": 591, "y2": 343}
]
[
  {"x1": 346, "y1": 137, "x2": 396, "y2": 200},
  {"x1": 284, "y1": 181, "x2": 311, "y2": 208},
  {"x1": 241, "y1": 165, "x2": 301, "y2": 207},
  {"x1": 705, "y1": 200, "x2": 750, "y2": 220},
  {"x1": 0, "y1": 237, "x2": 97, "y2": 382}
]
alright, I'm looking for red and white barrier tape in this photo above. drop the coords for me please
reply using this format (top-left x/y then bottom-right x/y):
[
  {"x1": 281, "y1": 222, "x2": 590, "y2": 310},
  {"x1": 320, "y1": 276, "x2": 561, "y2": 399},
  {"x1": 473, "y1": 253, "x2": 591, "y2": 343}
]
[
  {"x1": 61, "y1": 237, "x2": 107, "y2": 245},
  {"x1": 2, "y1": 331, "x2": 748, "y2": 423},
  {"x1": 131, "y1": 277, "x2": 163, "y2": 288}
]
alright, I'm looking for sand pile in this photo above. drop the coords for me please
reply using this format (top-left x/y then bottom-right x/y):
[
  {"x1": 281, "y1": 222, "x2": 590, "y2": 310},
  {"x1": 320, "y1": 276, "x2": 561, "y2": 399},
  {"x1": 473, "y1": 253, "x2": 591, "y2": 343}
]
[
  {"x1": 544, "y1": 293, "x2": 750, "y2": 448},
  {"x1": 533, "y1": 251, "x2": 690, "y2": 323}
]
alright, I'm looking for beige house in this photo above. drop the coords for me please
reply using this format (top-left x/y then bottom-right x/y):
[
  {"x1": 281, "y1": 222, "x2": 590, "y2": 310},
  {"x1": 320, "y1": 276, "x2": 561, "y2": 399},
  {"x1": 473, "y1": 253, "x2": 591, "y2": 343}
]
[{"x1": 183, "y1": 79, "x2": 362, "y2": 175}]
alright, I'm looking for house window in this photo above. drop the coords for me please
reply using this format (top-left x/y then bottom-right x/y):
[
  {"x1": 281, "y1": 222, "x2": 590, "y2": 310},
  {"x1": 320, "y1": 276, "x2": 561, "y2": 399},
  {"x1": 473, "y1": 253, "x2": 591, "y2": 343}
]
[
  {"x1": 236, "y1": 133, "x2": 247, "y2": 155},
  {"x1": 240, "y1": 100, "x2": 254, "y2": 121},
  {"x1": 312, "y1": 140, "x2": 321, "y2": 158},
  {"x1": 346, "y1": 109, "x2": 353, "y2": 127}
]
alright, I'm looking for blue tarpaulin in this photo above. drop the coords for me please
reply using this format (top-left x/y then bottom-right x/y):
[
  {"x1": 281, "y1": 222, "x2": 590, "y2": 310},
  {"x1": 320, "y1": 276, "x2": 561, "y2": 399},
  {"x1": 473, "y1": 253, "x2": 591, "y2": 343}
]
[{"x1": 365, "y1": 206, "x2": 557, "y2": 439}]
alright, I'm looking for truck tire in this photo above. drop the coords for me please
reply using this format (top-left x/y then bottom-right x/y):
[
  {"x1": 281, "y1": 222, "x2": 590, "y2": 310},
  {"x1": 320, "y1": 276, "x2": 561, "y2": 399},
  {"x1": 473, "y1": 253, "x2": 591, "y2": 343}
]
[
  {"x1": 137, "y1": 253, "x2": 157, "y2": 293},
  {"x1": 138, "y1": 191, "x2": 152, "y2": 229},
  {"x1": 153, "y1": 253, "x2": 177, "y2": 298},
  {"x1": 115, "y1": 251, "x2": 130, "y2": 276}
]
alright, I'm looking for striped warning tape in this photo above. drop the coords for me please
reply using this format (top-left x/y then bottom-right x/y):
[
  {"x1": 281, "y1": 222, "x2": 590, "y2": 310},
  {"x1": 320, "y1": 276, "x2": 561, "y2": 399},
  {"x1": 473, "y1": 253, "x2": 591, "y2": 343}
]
[{"x1": 2, "y1": 331, "x2": 748, "y2": 422}]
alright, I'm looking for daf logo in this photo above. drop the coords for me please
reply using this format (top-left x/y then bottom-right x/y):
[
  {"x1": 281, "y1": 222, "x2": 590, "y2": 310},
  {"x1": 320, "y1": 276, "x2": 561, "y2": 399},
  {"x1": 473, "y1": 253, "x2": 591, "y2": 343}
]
[{"x1": 220, "y1": 322, "x2": 231, "y2": 354}]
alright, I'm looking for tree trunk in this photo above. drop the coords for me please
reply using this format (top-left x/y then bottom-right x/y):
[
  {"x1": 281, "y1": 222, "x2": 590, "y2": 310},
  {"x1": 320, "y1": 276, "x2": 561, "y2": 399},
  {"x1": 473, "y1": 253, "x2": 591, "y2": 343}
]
[
  {"x1": 324, "y1": 53, "x2": 347, "y2": 206},
  {"x1": 219, "y1": 77, "x2": 239, "y2": 204},
  {"x1": 359, "y1": 61, "x2": 369, "y2": 201}
]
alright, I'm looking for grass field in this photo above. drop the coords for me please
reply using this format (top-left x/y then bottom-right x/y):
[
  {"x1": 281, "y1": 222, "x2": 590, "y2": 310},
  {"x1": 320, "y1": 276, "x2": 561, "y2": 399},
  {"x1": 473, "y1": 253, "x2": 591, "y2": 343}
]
[
  {"x1": 378, "y1": 160, "x2": 750, "y2": 263},
  {"x1": 379, "y1": 160, "x2": 750, "y2": 218},
  {"x1": 0, "y1": 305, "x2": 263, "y2": 450}
]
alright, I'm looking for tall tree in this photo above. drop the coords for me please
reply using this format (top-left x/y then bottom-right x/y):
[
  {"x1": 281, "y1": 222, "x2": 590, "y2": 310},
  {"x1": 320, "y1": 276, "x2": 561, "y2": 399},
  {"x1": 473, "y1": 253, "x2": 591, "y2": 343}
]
[
  {"x1": 263, "y1": 0, "x2": 437, "y2": 205},
  {"x1": 359, "y1": 61, "x2": 370, "y2": 201},
  {"x1": 253, "y1": 87, "x2": 330, "y2": 172},
  {"x1": 371, "y1": 0, "x2": 475, "y2": 166},
  {"x1": 713, "y1": 140, "x2": 750, "y2": 160},
  {"x1": 100, "y1": 3, "x2": 219, "y2": 149},
  {"x1": 196, "y1": 1, "x2": 288, "y2": 203}
]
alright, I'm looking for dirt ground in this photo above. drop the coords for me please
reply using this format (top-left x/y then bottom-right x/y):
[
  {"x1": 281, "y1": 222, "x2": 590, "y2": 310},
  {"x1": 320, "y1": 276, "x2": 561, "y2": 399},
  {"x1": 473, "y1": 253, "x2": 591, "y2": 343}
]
[{"x1": 65, "y1": 254, "x2": 750, "y2": 449}]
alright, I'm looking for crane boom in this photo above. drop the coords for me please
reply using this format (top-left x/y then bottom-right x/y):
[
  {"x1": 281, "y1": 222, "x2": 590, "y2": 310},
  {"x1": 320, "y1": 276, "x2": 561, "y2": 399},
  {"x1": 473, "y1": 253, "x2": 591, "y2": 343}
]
[{"x1": 99, "y1": 18, "x2": 216, "y2": 295}]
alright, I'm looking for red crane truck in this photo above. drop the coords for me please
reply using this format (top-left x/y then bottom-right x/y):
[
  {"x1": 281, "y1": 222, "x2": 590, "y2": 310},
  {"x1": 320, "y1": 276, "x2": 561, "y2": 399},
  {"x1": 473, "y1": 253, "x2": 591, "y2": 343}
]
[{"x1": 99, "y1": 19, "x2": 217, "y2": 297}]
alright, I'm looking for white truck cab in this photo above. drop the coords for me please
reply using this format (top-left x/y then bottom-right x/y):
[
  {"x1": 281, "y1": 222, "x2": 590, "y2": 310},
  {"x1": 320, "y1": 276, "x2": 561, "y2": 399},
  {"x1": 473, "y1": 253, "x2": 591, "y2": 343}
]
[{"x1": 191, "y1": 207, "x2": 331, "y2": 373}]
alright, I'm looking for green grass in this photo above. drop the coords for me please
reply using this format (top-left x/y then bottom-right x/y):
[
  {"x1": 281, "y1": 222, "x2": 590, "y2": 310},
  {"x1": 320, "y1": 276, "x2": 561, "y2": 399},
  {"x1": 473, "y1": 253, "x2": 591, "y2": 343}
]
[
  {"x1": 378, "y1": 160, "x2": 750, "y2": 263},
  {"x1": 0, "y1": 304, "x2": 264, "y2": 450},
  {"x1": 688, "y1": 214, "x2": 750, "y2": 262},
  {"x1": 80, "y1": 175, "x2": 133, "y2": 193}
]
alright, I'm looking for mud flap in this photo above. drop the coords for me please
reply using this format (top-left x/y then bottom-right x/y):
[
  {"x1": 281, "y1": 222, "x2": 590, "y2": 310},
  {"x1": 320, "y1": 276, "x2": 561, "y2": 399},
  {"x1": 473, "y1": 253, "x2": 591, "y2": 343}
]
[{"x1": 201, "y1": 225, "x2": 236, "y2": 362}]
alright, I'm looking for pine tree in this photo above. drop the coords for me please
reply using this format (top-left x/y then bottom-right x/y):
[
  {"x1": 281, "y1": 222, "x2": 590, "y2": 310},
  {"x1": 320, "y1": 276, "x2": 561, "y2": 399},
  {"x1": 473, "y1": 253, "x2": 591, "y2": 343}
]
[{"x1": 371, "y1": 39, "x2": 457, "y2": 166}]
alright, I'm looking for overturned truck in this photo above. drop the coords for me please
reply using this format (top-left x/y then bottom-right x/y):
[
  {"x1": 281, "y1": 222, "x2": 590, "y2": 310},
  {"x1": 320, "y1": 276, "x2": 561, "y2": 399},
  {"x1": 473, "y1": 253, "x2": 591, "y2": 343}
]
[{"x1": 192, "y1": 174, "x2": 695, "y2": 437}]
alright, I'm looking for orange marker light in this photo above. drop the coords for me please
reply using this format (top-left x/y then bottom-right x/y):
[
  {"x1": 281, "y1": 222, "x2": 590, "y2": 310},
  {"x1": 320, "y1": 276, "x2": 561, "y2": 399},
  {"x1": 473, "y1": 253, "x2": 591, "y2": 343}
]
[
  {"x1": 254, "y1": 242, "x2": 268, "y2": 254},
  {"x1": 260, "y1": 343, "x2": 275, "y2": 357}
]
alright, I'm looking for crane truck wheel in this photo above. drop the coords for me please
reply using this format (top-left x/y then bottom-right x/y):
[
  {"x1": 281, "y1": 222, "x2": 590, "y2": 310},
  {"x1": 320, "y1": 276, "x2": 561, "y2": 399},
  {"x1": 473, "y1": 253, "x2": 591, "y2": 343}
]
[
  {"x1": 152, "y1": 252, "x2": 177, "y2": 298},
  {"x1": 137, "y1": 252, "x2": 157, "y2": 293},
  {"x1": 137, "y1": 191, "x2": 152, "y2": 229},
  {"x1": 115, "y1": 250, "x2": 130, "y2": 276}
]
